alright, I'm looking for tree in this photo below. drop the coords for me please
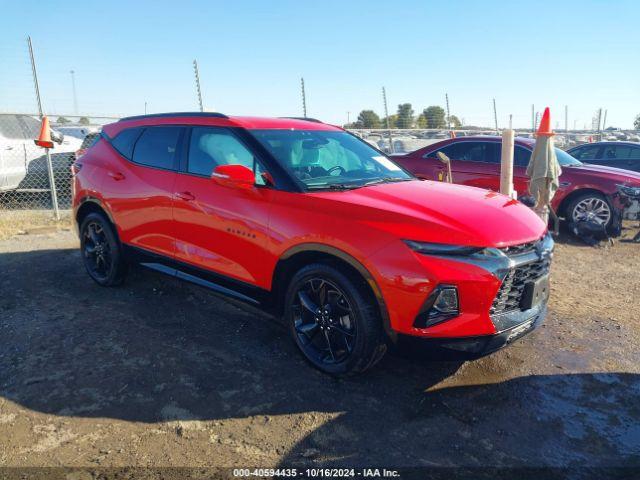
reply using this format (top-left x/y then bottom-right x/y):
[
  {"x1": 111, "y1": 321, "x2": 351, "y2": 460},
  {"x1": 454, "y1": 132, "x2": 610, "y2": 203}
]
[
  {"x1": 634, "y1": 114, "x2": 640, "y2": 130},
  {"x1": 56, "y1": 116, "x2": 70, "y2": 124},
  {"x1": 78, "y1": 117, "x2": 90, "y2": 125},
  {"x1": 396, "y1": 103, "x2": 414, "y2": 129},
  {"x1": 421, "y1": 106, "x2": 446, "y2": 129},
  {"x1": 448, "y1": 115, "x2": 462, "y2": 128},
  {"x1": 357, "y1": 110, "x2": 381, "y2": 128},
  {"x1": 381, "y1": 114, "x2": 398, "y2": 129}
]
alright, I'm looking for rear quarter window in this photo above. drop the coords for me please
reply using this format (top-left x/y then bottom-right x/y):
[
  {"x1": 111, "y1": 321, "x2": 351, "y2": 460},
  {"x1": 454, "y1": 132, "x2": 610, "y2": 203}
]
[
  {"x1": 111, "y1": 127, "x2": 144, "y2": 159},
  {"x1": 131, "y1": 126, "x2": 182, "y2": 170}
]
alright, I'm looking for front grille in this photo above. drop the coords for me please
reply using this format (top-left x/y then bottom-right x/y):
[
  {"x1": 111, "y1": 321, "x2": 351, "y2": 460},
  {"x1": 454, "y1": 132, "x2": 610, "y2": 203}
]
[
  {"x1": 499, "y1": 241, "x2": 537, "y2": 256},
  {"x1": 490, "y1": 256, "x2": 551, "y2": 316}
]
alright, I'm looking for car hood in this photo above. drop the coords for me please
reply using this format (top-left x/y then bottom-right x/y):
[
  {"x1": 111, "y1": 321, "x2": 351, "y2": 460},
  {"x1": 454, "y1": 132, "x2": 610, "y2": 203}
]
[
  {"x1": 311, "y1": 180, "x2": 546, "y2": 248},
  {"x1": 565, "y1": 164, "x2": 640, "y2": 185}
]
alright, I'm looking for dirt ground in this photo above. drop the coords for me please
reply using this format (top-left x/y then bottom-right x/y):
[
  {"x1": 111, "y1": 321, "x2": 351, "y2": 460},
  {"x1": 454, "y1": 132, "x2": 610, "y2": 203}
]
[{"x1": 1, "y1": 219, "x2": 640, "y2": 472}]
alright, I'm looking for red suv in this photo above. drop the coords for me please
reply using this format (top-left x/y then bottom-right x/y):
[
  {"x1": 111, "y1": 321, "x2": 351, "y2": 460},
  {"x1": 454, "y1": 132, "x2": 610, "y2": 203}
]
[
  {"x1": 395, "y1": 136, "x2": 640, "y2": 231},
  {"x1": 73, "y1": 113, "x2": 552, "y2": 375}
]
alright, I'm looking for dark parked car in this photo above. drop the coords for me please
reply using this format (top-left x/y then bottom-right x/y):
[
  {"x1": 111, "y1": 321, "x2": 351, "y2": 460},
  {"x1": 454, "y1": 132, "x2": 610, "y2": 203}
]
[{"x1": 567, "y1": 142, "x2": 640, "y2": 173}]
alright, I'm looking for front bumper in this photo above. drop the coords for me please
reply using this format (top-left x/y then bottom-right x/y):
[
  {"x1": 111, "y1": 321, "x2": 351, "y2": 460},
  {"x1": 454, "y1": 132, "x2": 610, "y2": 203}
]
[
  {"x1": 367, "y1": 232, "x2": 553, "y2": 341},
  {"x1": 396, "y1": 303, "x2": 546, "y2": 360}
]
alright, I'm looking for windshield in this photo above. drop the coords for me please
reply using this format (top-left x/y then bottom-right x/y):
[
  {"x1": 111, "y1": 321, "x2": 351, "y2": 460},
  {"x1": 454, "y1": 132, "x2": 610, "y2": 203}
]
[
  {"x1": 250, "y1": 129, "x2": 413, "y2": 190},
  {"x1": 555, "y1": 148, "x2": 583, "y2": 167}
]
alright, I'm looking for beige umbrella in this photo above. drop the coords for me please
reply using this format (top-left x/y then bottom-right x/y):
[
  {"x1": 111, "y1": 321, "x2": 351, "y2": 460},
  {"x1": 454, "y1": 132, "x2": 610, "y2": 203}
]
[{"x1": 526, "y1": 107, "x2": 562, "y2": 229}]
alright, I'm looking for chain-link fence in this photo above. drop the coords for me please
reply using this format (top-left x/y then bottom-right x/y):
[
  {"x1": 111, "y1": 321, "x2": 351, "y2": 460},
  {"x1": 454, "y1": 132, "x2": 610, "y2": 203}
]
[
  {"x1": 0, "y1": 113, "x2": 98, "y2": 212},
  {"x1": 346, "y1": 128, "x2": 640, "y2": 155}
]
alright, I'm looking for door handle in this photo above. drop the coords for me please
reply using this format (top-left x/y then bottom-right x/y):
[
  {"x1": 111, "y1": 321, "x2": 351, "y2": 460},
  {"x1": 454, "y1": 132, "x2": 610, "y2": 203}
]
[
  {"x1": 175, "y1": 191, "x2": 195, "y2": 201},
  {"x1": 107, "y1": 171, "x2": 125, "y2": 181}
]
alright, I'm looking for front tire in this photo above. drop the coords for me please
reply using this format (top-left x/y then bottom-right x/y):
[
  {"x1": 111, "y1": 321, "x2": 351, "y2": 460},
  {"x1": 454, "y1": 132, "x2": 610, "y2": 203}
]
[
  {"x1": 566, "y1": 192, "x2": 613, "y2": 231},
  {"x1": 80, "y1": 212, "x2": 127, "y2": 286},
  {"x1": 284, "y1": 263, "x2": 386, "y2": 376}
]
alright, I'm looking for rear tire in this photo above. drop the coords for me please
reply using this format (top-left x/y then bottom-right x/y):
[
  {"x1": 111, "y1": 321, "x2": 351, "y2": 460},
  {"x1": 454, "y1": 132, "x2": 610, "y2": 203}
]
[
  {"x1": 80, "y1": 212, "x2": 127, "y2": 286},
  {"x1": 284, "y1": 263, "x2": 386, "y2": 376}
]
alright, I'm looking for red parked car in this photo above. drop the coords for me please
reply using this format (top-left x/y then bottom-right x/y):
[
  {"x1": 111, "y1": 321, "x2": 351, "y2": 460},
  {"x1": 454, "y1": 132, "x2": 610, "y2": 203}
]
[
  {"x1": 395, "y1": 136, "x2": 640, "y2": 231},
  {"x1": 72, "y1": 113, "x2": 552, "y2": 375}
]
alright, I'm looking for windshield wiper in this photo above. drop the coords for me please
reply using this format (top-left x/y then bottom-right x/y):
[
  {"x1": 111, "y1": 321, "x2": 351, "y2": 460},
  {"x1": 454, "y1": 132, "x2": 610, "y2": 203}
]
[
  {"x1": 306, "y1": 183, "x2": 361, "y2": 191},
  {"x1": 363, "y1": 177, "x2": 413, "y2": 186}
]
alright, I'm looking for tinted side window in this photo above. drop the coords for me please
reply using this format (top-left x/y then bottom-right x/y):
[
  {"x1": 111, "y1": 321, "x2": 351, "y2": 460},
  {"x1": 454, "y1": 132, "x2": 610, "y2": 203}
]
[
  {"x1": 630, "y1": 147, "x2": 640, "y2": 159},
  {"x1": 132, "y1": 127, "x2": 182, "y2": 170},
  {"x1": 188, "y1": 127, "x2": 265, "y2": 184},
  {"x1": 572, "y1": 145, "x2": 600, "y2": 160},
  {"x1": 426, "y1": 144, "x2": 455, "y2": 159},
  {"x1": 112, "y1": 127, "x2": 143, "y2": 159},
  {"x1": 454, "y1": 142, "x2": 498, "y2": 163},
  {"x1": 603, "y1": 145, "x2": 638, "y2": 160},
  {"x1": 514, "y1": 146, "x2": 531, "y2": 167}
]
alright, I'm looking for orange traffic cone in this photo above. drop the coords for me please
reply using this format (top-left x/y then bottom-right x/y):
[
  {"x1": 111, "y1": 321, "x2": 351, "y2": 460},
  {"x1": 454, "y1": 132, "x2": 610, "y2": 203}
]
[
  {"x1": 449, "y1": 131, "x2": 456, "y2": 139},
  {"x1": 536, "y1": 107, "x2": 554, "y2": 137},
  {"x1": 34, "y1": 116, "x2": 54, "y2": 148}
]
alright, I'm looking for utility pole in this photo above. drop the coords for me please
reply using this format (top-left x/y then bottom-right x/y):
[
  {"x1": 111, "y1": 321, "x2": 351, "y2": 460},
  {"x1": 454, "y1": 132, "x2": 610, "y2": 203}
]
[
  {"x1": 597, "y1": 108, "x2": 603, "y2": 133},
  {"x1": 445, "y1": 93, "x2": 451, "y2": 130},
  {"x1": 602, "y1": 109, "x2": 608, "y2": 131},
  {"x1": 144, "y1": 102, "x2": 148, "y2": 115},
  {"x1": 509, "y1": 114, "x2": 513, "y2": 130},
  {"x1": 492, "y1": 98, "x2": 498, "y2": 133},
  {"x1": 28, "y1": 36, "x2": 59, "y2": 220},
  {"x1": 300, "y1": 77, "x2": 307, "y2": 118},
  {"x1": 346, "y1": 111, "x2": 350, "y2": 125},
  {"x1": 382, "y1": 86, "x2": 393, "y2": 154},
  {"x1": 193, "y1": 59, "x2": 204, "y2": 112},
  {"x1": 70, "y1": 70, "x2": 78, "y2": 115},
  {"x1": 535, "y1": 111, "x2": 540, "y2": 132}
]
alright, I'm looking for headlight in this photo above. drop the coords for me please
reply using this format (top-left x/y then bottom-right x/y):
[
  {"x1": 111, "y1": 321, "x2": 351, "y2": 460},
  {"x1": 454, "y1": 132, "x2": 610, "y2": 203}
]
[
  {"x1": 403, "y1": 240, "x2": 482, "y2": 256},
  {"x1": 617, "y1": 184, "x2": 640, "y2": 198}
]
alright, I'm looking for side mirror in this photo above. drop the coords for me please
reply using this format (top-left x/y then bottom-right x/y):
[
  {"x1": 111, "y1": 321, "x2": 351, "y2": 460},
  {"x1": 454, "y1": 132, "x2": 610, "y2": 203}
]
[{"x1": 212, "y1": 164, "x2": 255, "y2": 189}]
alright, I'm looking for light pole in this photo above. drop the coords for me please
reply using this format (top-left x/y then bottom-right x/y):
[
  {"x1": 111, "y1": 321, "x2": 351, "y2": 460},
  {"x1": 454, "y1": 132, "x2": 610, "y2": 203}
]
[{"x1": 70, "y1": 70, "x2": 78, "y2": 115}]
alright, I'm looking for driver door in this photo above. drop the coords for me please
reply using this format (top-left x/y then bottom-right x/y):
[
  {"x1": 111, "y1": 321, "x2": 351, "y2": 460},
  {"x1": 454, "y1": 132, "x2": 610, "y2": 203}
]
[{"x1": 172, "y1": 126, "x2": 273, "y2": 287}]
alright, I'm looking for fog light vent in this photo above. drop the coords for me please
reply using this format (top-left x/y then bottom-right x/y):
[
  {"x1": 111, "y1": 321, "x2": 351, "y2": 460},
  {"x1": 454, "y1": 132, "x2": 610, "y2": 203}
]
[{"x1": 413, "y1": 285, "x2": 459, "y2": 328}]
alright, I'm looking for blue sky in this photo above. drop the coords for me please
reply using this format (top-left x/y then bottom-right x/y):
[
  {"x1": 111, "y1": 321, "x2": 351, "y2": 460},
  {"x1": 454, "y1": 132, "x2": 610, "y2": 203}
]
[{"x1": 1, "y1": 0, "x2": 639, "y2": 128}]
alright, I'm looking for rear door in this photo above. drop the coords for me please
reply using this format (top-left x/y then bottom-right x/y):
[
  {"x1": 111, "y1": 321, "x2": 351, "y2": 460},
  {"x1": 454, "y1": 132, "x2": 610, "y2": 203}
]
[
  {"x1": 102, "y1": 125, "x2": 184, "y2": 258},
  {"x1": 512, "y1": 145, "x2": 532, "y2": 195},
  {"x1": 597, "y1": 144, "x2": 640, "y2": 171},
  {"x1": 431, "y1": 141, "x2": 501, "y2": 190}
]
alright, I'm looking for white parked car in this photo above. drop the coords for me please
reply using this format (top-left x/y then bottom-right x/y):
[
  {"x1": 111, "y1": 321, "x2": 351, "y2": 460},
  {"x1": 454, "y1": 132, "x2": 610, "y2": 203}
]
[
  {"x1": 0, "y1": 114, "x2": 82, "y2": 192},
  {"x1": 55, "y1": 125, "x2": 100, "y2": 140}
]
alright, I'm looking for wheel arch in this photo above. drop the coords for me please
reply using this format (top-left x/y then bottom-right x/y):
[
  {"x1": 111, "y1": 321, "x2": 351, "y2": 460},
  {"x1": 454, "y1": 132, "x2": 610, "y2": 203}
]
[
  {"x1": 271, "y1": 244, "x2": 394, "y2": 340},
  {"x1": 557, "y1": 188, "x2": 608, "y2": 218},
  {"x1": 75, "y1": 197, "x2": 118, "y2": 236}
]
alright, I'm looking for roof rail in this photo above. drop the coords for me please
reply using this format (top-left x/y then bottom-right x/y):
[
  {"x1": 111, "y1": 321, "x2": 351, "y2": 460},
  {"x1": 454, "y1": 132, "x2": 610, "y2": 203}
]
[
  {"x1": 279, "y1": 116, "x2": 323, "y2": 123},
  {"x1": 119, "y1": 112, "x2": 228, "y2": 122}
]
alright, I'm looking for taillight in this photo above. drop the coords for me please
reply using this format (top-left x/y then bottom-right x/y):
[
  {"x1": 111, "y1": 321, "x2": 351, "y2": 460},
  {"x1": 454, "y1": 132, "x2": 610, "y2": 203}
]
[{"x1": 71, "y1": 163, "x2": 83, "y2": 175}]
